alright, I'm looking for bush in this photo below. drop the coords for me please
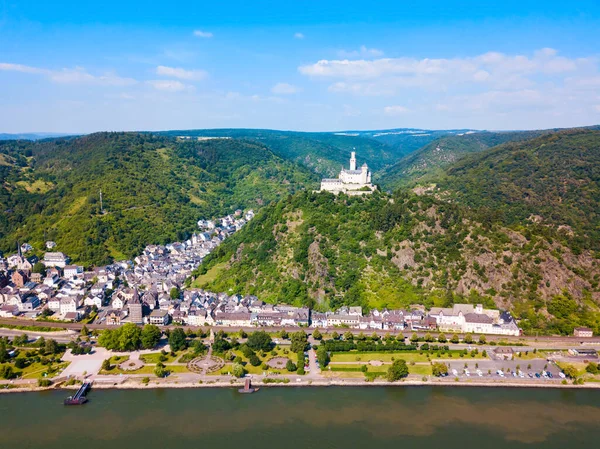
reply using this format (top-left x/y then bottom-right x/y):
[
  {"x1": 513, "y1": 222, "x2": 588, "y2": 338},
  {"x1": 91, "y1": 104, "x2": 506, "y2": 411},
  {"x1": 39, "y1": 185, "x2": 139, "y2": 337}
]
[
  {"x1": 249, "y1": 354, "x2": 261, "y2": 367},
  {"x1": 37, "y1": 378, "x2": 52, "y2": 387},
  {"x1": 286, "y1": 360, "x2": 297, "y2": 372}
]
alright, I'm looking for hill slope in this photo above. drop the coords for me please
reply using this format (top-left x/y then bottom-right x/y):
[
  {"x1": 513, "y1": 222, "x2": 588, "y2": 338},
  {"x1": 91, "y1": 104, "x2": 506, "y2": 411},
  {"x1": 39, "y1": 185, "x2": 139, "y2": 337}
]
[
  {"x1": 160, "y1": 129, "x2": 406, "y2": 177},
  {"x1": 378, "y1": 130, "x2": 551, "y2": 189},
  {"x1": 439, "y1": 130, "x2": 600, "y2": 252},
  {"x1": 194, "y1": 131, "x2": 600, "y2": 335},
  {"x1": 0, "y1": 133, "x2": 317, "y2": 265}
]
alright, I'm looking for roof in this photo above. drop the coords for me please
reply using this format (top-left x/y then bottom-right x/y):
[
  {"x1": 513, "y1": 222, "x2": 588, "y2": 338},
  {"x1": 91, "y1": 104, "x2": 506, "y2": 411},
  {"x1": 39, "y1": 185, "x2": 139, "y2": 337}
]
[
  {"x1": 464, "y1": 313, "x2": 493, "y2": 324},
  {"x1": 150, "y1": 309, "x2": 168, "y2": 317}
]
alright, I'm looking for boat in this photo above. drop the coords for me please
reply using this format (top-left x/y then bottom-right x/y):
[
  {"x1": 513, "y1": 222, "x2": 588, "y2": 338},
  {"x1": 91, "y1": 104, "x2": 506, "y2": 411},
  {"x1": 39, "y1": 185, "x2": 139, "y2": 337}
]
[
  {"x1": 64, "y1": 381, "x2": 91, "y2": 405},
  {"x1": 238, "y1": 378, "x2": 260, "y2": 394}
]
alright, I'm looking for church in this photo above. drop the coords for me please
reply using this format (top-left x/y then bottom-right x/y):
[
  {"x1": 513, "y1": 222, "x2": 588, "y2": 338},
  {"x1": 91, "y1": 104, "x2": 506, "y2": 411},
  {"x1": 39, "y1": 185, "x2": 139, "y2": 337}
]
[{"x1": 320, "y1": 151, "x2": 376, "y2": 194}]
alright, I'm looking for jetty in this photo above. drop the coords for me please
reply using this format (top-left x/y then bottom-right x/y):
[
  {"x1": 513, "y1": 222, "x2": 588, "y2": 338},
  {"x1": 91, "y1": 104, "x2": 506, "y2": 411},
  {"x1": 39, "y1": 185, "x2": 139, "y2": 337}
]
[
  {"x1": 238, "y1": 378, "x2": 259, "y2": 394},
  {"x1": 64, "y1": 381, "x2": 92, "y2": 405}
]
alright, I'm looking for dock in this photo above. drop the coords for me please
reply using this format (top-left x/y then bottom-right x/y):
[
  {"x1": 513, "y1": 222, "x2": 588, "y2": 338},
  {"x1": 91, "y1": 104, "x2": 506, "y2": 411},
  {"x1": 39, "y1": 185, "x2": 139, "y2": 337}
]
[
  {"x1": 64, "y1": 381, "x2": 92, "y2": 405},
  {"x1": 238, "y1": 378, "x2": 259, "y2": 394}
]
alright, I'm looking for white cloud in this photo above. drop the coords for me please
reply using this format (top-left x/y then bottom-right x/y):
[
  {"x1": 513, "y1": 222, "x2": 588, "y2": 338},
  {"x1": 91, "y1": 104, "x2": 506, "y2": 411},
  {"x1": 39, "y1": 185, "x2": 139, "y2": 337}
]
[
  {"x1": 294, "y1": 32, "x2": 305, "y2": 39},
  {"x1": 156, "y1": 65, "x2": 207, "y2": 81},
  {"x1": 147, "y1": 80, "x2": 192, "y2": 92},
  {"x1": 338, "y1": 45, "x2": 384, "y2": 59},
  {"x1": 193, "y1": 30, "x2": 213, "y2": 38},
  {"x1": 0, "y1": 62, "x2": 137, "y2": 86},
  {"x1": 383, "y1": 105, "x2": 410, "y2": 115},
  {"x1": 271, "y1": 82, "x2": 301, "y2": 94}
]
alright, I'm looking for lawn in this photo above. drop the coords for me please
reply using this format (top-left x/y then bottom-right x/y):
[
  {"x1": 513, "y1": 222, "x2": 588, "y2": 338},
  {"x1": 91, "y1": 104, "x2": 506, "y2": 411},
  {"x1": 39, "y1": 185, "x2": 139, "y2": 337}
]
[
  {"x1": 140, "y1": 352, "x2": 178, "y2": 364},
  {"x1": 192, "y1": 262, "x2": 226, "y2": 287},
  {"x1": 330, "y1": 350, "x2": 486, "y2": 364}
]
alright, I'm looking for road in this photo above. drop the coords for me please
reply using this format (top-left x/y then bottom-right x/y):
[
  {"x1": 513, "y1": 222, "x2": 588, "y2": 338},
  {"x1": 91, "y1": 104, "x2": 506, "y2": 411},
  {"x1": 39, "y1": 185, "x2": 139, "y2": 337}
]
[{"x1": 1, "y1": 317, "x2": 600, "y2": 346}]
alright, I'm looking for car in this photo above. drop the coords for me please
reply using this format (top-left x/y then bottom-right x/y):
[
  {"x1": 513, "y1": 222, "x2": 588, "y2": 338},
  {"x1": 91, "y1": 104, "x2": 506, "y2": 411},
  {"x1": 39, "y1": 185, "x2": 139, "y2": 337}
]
[
  {"x1": 464, "y1": 369, "x2": 470, "y2": 377},
  {"x1": 547, "y1": 372, "x2": 553, "y2": 379},
  {"x1": 476, "y1": 369, "x2": 483, "y2": 377},
  {"x1": 535, "y1": 372, "x2": 541, "y2": 378},
  {"x1": 558, "y1": 372, "x2": 566, "y2": 379},
  {"x1": 512, "y1": 371, "x2": 517, "y2": 377},
  {"x1": 452, "y1": 369, "x2": 458, "y2": 376},
  {"x1": 528, "y1": 373, "x2": 534, "y2": 378}
]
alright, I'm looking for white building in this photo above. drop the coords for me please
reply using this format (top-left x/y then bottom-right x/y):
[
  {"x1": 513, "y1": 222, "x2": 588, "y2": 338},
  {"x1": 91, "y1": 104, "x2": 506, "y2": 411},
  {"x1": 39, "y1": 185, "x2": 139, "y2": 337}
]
[{"x1": 320, "y1": 152, "x2": 376, "y2": 194}]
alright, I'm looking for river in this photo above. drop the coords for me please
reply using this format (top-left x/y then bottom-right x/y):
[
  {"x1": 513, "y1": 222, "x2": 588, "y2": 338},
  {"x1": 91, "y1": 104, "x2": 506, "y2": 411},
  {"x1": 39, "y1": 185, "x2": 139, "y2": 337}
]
[{"x1": 1, "y1": 386, "x2": 599, "y2": 448}]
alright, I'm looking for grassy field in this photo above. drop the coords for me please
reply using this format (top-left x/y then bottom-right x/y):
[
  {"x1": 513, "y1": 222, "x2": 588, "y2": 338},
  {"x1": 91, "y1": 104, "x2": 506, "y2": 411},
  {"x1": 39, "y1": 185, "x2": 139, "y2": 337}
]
[
  {"x1": 192, "y1": 262, "x2": 226, "y2": 287},
  {"x1": 330, "y1": 350, "x2": 485, "y2": 364},
  {"x1": 140, "y1": 352, "x2": 179, "y2": 364}
]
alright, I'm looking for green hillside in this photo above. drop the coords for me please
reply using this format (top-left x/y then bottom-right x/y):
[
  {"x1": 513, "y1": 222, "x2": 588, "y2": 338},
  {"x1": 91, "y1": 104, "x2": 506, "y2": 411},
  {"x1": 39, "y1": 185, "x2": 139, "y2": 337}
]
[
  {"x1": 439, "y1": 130, "x2": 600, "y2": 252},
  {"x1": 0, "y1": 133, "x2": 317, "y2": 265},
  {"x1": 378, "y1": 130, "x2": 550, "y2": 189},
  {"x1": 193, "y1": 132, "x2": 600, "y2": 335},
  {"x1": 160, "y1": 129, "x2": 401, "y2": 177}
]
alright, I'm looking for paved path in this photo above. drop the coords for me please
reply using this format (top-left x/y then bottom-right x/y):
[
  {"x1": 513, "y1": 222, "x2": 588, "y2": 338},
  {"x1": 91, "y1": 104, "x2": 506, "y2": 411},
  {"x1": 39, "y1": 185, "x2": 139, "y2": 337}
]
[{"x1": 307, "y1": 348, "x2": 321, "y2": 379}]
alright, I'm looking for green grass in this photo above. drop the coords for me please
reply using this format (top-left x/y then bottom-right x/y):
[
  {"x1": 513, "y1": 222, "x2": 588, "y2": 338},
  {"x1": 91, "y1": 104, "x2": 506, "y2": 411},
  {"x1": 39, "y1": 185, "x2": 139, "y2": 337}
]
[
  {"x1": 330, "y1": 350, "x2": 481, "y2": 364},
  {"x1": 192, "y1": 262, "x2": 226, "y2": 287},
  {"x1": 140, "y1": 352, "x2": 178, "y2": 364}
]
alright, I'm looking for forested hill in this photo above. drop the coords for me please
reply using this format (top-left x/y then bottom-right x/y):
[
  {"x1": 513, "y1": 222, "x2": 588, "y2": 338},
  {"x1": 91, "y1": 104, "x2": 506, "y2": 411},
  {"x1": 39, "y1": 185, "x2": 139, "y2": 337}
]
[
  {"x1": 377, "y1": 130, "x2": 551, "y2": 189},
  {"x1": 438, "y1": 130, "x2": 600, "y2": 252},
  {"x1": 0, "y1": 133, "x2": 317, "y2": 265},
  {"x1": 193, "y1": 189, "x2": 600, "y2": 335}
]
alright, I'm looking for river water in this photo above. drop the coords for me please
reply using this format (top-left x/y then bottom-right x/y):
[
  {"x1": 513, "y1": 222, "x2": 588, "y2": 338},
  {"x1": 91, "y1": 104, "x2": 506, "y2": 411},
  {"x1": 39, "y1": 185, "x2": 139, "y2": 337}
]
[{"x1": 1, "y1": 386, "x2": 599, "y2": 448}]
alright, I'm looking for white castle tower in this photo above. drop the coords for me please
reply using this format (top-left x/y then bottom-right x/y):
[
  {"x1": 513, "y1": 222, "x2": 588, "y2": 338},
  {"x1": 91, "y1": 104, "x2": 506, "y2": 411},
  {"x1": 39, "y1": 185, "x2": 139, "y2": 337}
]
[
  {"x1": 319, "y1": 151, "x2": 376, "y2": 195},
  {"x1": 349, "y1": 151, "x2": 357, "y2": 171}
]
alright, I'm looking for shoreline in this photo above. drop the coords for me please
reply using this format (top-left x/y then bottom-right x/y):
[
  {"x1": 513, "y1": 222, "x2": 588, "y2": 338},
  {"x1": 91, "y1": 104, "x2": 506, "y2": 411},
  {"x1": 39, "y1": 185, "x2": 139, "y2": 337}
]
[{"x1": 3, "y1": 377, "x2": 600, "y2": 394}]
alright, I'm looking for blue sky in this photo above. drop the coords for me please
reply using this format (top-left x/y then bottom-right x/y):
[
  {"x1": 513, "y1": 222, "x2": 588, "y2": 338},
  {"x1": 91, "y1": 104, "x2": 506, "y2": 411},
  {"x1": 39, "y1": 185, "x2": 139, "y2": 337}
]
[{"x1": 1, "y1": 0, "x2": 599, "y2": 132}]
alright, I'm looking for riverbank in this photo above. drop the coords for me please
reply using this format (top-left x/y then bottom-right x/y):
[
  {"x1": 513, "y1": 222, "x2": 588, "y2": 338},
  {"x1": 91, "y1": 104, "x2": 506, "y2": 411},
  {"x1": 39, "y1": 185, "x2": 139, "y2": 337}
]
[{"x1": 3, "y1": 376, "x2": 600, "y2": 394}]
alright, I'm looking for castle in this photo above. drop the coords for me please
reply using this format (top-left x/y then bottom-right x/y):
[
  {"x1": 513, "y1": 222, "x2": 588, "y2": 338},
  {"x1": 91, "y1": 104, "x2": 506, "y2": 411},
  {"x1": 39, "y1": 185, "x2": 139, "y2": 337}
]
[{"x1": 320, "y1": 151, "x2": 376, "y2": 194}]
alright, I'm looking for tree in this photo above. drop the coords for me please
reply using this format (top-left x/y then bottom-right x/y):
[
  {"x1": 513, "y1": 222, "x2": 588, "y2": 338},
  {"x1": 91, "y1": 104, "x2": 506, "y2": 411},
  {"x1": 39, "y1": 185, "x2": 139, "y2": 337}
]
[
  {"x1": 424, "y1": 332, "x2": 433, "y2": 342},
  {"x1": 14, "y1": 358, "x2": 26, "y2": 369},
  {"x1": 278, "y1": 330, "x2": 289, "y2": 340},
  {"x1": 331, "y1": 331, "x2": 340, "y2": 340},
  {"x1": 316, "y1": 346, "x2": 330, "y2": 367},
  {"x1": 286, "y1": 359, "x2": 297, "y2": 372},
  {"x1": 562, "y1": 364, "x2": 578, "y2": 379},
  {"x1": 44, "y1": 339, "x2": 59, "y2": 355},
  {"x1": 247, "y1": 331, "x2": 272, "y2": 351},
  {"x1": 290, "y1": 331, "x2": 308, "y2": 353},
  {"x1": 249, "y1": 354, "x2": 261, "y2": 367},
  {"x1": 386, "y1": 359, "x2": 409, "y2": 382},
  {"x1": 141, "y1": 325, "x2": 162, "y2": 349},
  {"x1": 432, "y1": 362, "x2": 449, "y2": 377},
  {"x1": 118, "y1": 323, "x2": 142, "y2": 351},
  {"x1": 450, "y1": 334, "x2": 460, "y2": 344},
  {"x1": 154, "y1": 363, "x2": 170, "y2": 378},
  {"x1": 80, "y1": 325, "x2": 89, "y2": 337},
  {"x1": 32, "y1": 261, "x2": 46, "y2": 276},
  {"x1": 238, "y1": 329, "x2": 247, "y2": 339},
  {"x1": 169, "y1": 287, "x2": 181, "y2": 300},
  {"x1": 478, "y1": 335, "x2": 486, "y2": 345},
  {"x1": 410, "y1": 332, "x2": 419, "y2": 343},
  {"x1": 13, "y1": 334, "x2": 28, "y2": 346},
  {"x1": 438, "y1": 333, "x2": 447, "y2": 343},
  {"x1": 312, "y1": 329, "x2": 323, "y2": 340},
  {"x1": 464, "y1": 333, "x2": 474, "y2": 344},
  {"x1": 232, "y1": 363, "x2": 245, "y2": 378},
  {"x1": 0, "y1": 365, "x2": 16, "y2": 379},
  {"x1": 168, "y1": 328, "x2": 187, "y2": 352},
  {"x1": 343, "y1": 331, "x2": 353, "y2": 341},
  {"x1": 585, "y1": 363, "x2": 599, "y2": 375},
  {"x1": 101, "y1": 359, "x2": 111, "y2": 371}
]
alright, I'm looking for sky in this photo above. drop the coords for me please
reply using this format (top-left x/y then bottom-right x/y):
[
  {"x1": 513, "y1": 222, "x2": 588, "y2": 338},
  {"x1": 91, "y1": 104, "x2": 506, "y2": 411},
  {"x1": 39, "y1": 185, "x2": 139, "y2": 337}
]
[{"x1": 1, "y1": 0, "x2": 600, "y2": 133}]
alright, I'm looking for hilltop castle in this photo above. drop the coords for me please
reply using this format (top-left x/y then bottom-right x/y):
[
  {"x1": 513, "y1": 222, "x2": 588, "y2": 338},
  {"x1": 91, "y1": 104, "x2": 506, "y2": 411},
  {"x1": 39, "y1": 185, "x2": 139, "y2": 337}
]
[{"x1": 320, "y1": 151, "x2": 376, "y2": 194}]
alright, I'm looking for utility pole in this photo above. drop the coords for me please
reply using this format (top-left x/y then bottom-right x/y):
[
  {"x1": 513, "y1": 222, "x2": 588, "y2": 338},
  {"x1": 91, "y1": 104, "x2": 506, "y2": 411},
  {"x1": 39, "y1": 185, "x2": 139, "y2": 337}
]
[{"x1": 99, "y1": 189, "x2": 104, "y2": 214}]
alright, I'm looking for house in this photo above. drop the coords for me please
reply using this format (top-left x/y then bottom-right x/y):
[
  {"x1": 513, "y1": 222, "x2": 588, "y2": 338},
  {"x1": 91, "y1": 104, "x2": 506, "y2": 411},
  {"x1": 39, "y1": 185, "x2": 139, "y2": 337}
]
[
  {"x1": 111, "y1": 296, "x2": 125, "y2": 310},
  {"x1": 106, "y1": 309, "x2": 122, "y2": 326},
  {"x1": 574, "y1": 327, "x2": 594, "y2": 338},
  {"x1": 64, "y1": 311, "x2": 81, "y2": 322},
  {"x1": 63, "y1": 265, "x2": 82, "y2": 280},
  {"x1": 0, "y1": 304, "x2": 19, "y2": 317},
  {"x1": 59, "y1": 296, "x2": 79, "y2": 315},
  {"x1": 43, "y1": 252, "x2": 69, "y2": 268},
  {"x1": 47, "y1": 296, "x2": 61, "y2": 311},
  {"x1": 149, "y1": 309, "x2": 170, "y2": 325},
  {"x1": 30, "y1": 272, "x2": 43, "y2": 283},
  {"x1": 214, "y1": 311, "x2": 252, "y2": 327},
  {"x1": 18, "y1": 296, "x2": 40, "y2": 312},
  {"x1": 11, "y1": 270, "x2": 28, "y2": 288},
  {"x1": 83, "y1": 295, "x2": 103, "y2": 309},
  {"x1": 43, "y1": 275, "x2": 60, "y2": 288},
  {"x1": 310, "y1": 312, "x2": 328, "y2": 328}
]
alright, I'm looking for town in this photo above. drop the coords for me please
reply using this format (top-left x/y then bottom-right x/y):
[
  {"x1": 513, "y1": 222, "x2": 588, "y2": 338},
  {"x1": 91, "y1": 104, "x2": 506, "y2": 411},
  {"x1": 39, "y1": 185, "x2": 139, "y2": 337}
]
[{"x1": 0, "y1": 207, "x2": 534, "y2": 338}]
